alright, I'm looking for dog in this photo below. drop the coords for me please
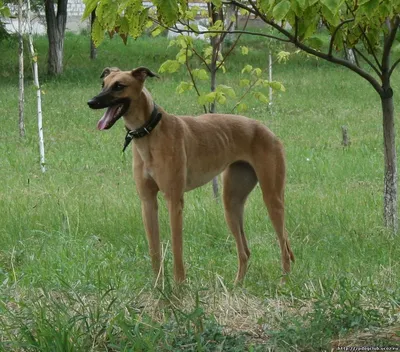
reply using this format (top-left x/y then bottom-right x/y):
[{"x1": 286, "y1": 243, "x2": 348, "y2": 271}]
[{"x1": 87, "y1": 66, "x2": 294, "y2": 284}]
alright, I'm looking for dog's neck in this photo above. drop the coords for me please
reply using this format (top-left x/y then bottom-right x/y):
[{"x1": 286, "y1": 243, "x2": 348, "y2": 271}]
[{"x1": 123, "y1": 88, "x2": 156, "y2": 131}]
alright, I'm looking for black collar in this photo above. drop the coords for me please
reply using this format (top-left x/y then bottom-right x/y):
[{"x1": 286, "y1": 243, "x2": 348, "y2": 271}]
[{"x1": 122, "y1": 103, "x2": 162, "y2": 152}]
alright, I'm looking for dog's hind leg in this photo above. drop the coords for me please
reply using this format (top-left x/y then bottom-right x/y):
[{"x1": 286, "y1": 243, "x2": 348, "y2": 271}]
[
  {"x1": 222, "y1": 161, "x2": 258, "y2": 284},
  {"x1": 253, "y1": 143, "x2": 295, "y2": 280}
]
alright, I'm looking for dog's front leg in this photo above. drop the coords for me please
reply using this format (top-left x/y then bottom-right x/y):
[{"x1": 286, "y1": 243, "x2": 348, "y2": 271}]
[
  {"x1": 141, "y1": 197, "x2": 161, "y2": 275},
  {"x1": 165, "y1": 195, "x2": 185, "y2": 283}
]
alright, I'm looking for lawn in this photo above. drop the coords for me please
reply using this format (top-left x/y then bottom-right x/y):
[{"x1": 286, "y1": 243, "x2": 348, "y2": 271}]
[{"x1": 0, "y1": 31, "x2": 399, "y2": 351}]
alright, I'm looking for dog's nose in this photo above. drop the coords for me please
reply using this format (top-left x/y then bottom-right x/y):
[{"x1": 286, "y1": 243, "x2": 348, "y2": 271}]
[{"x1": 87, "y1": 98, "x2": 97, "y2": 108}]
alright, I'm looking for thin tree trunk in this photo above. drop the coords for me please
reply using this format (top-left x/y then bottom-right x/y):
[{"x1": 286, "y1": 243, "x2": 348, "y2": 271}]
[
  {"x1": 208, "y1": 2, "x2": 222, "y2": 199},
  {"x1": 90, "y1": 10, "x2": 97, "y2": 59},
  {"x1": 268, "y1": 51, "x2": 272, "y2": 107},
  {"x1": 27, "y1": 0, "x2": 46, "y2": 173},
  {"x1": 18, "y1": 0, "x2": 25, "y2": 138},
  {"x1": 210, "y1": 67, "x2": 219, "y2": 199},
  {"x1": 45, "y1": 0, "x2": 68, "y2": 75},
  {"x1": 381, "y1": 94, "x2": 397, "y2": 233}
]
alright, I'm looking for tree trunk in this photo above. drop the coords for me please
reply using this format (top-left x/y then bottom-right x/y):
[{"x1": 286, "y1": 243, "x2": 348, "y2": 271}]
[
  {"x1": 45, "y1": 0, "x2": 68, "y2": 75},
  {"x1": 28, "y1": 0, "x2": 46, "y2": 172},
  {"x1": 210, "y1": 66, "x2": 219, "y2": 199},
  {"x1": 268, "y1": 50, "x2": 273, "y2": 107},
  {"x1": 18, "y1": 0, "x2": 25, "y2": 138},
  {"x1": 208, "y1": 2, "x2": 222, "y2": 199},
  {"x1": 381, "y1": 94, "x2": 397, "y2": 233},
  {"x1": 90, "y1": 10, "x2": 97, "y2": 59}
]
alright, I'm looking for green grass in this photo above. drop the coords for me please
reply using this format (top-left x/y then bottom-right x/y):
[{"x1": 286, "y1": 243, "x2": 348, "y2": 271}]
[{"x1": 0, "y1": 31, "x2": 399, "y2": 351}]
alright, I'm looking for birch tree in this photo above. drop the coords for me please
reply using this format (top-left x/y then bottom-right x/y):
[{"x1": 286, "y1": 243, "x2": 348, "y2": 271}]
[
  {"x1": 27, "y1": 0, "x2": 45, "y2": 172},
  {"x1": 18, "y1": 0, "x2": 25, "y2": 138}
]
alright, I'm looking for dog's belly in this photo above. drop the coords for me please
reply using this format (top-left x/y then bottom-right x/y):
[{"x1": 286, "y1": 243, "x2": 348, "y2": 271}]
[{"x1": 185, "y1": 168, "x2": 225, "y2": 192}]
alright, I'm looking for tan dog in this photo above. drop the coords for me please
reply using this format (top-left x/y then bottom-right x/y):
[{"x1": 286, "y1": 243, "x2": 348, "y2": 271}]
[{"x1": 88, "y1": 66, "x2": 294, "y2": 283}]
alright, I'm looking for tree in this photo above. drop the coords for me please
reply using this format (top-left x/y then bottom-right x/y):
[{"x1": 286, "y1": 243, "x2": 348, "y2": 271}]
[
  {"x1": 44, "y1": 0, "x2": 68, "y2": 75},
  {"x1": 28, "y1": 0, "x2": 46, "y2": 172},
  {"x1": 17, "y1": 0, "x2": 25, "y2": 137},
  {"x1": 85, "y1": 0, "x2": 400, "y2": 233}
]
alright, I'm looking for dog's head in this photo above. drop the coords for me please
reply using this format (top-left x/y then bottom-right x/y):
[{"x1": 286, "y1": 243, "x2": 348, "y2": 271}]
[{"x1": 87, "y1": 66, "x2": 158, "y2": 130}]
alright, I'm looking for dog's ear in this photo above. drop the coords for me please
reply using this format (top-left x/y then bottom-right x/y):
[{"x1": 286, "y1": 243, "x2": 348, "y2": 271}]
[
  {"x1": 100, "y1": 67, "x2": 120, "y2": 79},
  {"x1": 131, "y1": 67, "x2": 159, "y2": 82}
]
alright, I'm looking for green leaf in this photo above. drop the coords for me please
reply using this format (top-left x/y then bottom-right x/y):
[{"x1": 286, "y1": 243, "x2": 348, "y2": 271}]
[
  {"x1": 216, "y1": 93, "x2": 227, "y2": 104},
  {"x1": 151, "y1": 26, "x2": 164, "y2": 37},
  {"x1": 241, "y1": 64, "x2": 253, "y2": 74},
  {"x1": 154, "y1": 0, "x2": 179, "y2": 26},
  {"x1": 82, "y1": 0, "x2": 98, "y2": 20},
  {"x1": 321, "y1": 4, "x2": 340, "y2": 26},
  {"x1": 320, "y1": 0, "x2": 343, "y2": 14},
  {"x1": 176, "y1": 49, "x2": 187, "y2": 64},
  {"x1": 211, "y1": 0, "x2": 223, "y2": 9},
  {"x1": 306, "y1": 36, "x2": 325, "y2": 49},
  {"x1": 176, "y1": 81, "x2": 193, "y2": 94},
  {"x1": 241, "y1": 46, "x2": 249, "y2": 55},
  {"x1": 92, "y1": 18, "x2": 105, "y2": 47},
  {"x1": 253, "y1": 92, "x2": 269, "y2": 103},
  {"x1": 203, "y1": 46, "x2": 213, "y2": 58},
  {"x1": 359, "y1": 0, "x2": 379, "y2": 16},
  {"x1": 198, "y1": 92, "x2": 217, "y2": 105},
  {"x1": 277, "y1": 50, "x2": 290, "y2": 63},
  {"x1": 96, "y1": 1, "x2": 118, "y2": 29},
  {"x1": 159, "y1": 60, "x2": 181, "y2": 73},
  {"x1": 272, "y1": 0, "x2": 291, "y2": 21},
  {"x1": 237, "y1": 102, "x2": 248, "y2": 113},
  {"x1": 216, "y1": 85, "x2": 236, "y2": 98},
  {"x1": 0, "y1": 4, "x2": 10, "y2": 17},
  {"x1": 292, "y1": 0, "x2": 307, "y2": 16},
  {"x1": 209, "y1": 20, "x2": 223, "y2": 31},
  {"x1": 252, "y1": 68, "x2": 263, "y2": 77},
  {"x1": 240, "y1": 79, "x2": 250, "y2": 87},
  {"x1": 269, "y1": 81, "x2": 286, "y2": 91},
  {"x1": 192, "y1": 69, "x2": 209, "y2": 80}
]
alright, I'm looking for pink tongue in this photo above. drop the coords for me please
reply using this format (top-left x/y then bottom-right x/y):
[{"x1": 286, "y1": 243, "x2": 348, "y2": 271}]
[{"x1": 97, "y1": 105, "x2": 119, "y2": 130}]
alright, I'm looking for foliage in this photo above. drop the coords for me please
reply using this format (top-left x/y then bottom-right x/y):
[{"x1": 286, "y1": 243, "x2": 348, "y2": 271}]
[
  {"x1": 0, "y1": 0, "x2": 11, "y2": 40},
  {"x1": 159, "y1": 33, "x2": 283, "y2": 113},
  {"x1": 0, "y1": 0, "x2": 10, "y2": 17}
]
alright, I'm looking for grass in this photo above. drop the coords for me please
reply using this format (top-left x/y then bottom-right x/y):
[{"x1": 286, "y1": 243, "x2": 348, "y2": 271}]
[{"x1": 0, "y1": 30, "x2": 399, "y2": 350}]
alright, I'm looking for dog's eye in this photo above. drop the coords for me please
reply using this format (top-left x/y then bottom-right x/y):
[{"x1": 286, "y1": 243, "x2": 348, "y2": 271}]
[{"x1": 114, "y1": 83, "x2": 125, "y2": 91}]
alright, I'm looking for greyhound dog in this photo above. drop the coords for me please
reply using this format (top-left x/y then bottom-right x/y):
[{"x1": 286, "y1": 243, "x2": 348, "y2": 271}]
[{"x1": 87, "y1": 66, "x2": 294, "y2": 283}]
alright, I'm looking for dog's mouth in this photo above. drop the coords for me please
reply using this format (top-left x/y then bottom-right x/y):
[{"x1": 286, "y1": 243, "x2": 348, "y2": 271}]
[{"x1": 94, "y1": 99, "x2": 130, "y2": 130}]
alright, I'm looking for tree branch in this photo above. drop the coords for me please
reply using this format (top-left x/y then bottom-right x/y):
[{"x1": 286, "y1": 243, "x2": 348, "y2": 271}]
[
  {"x1": 184, "y1": 45, "x2": 207, "y2": 114},
  {"x1": 328, "y1": 18, "x2": 354, "y2": 57},
  {"x1": 226, "y1": 0, "x2": 383, "y2": 95},
  {"x1": 345, "y1": 1, "x2": 382, "y2": 71},
  {"x1": 353, "y1": 47, "x2": 381, "y2": 77},
  {"x1": 383, "y1": 15, "x2": 400, "y2": 74},
  {"x1": 217, "y1": 12, "x2": 250, "y2": 70},
  {"x1": 389, "y1": 56, "x2": 400, "y2": 78}
]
